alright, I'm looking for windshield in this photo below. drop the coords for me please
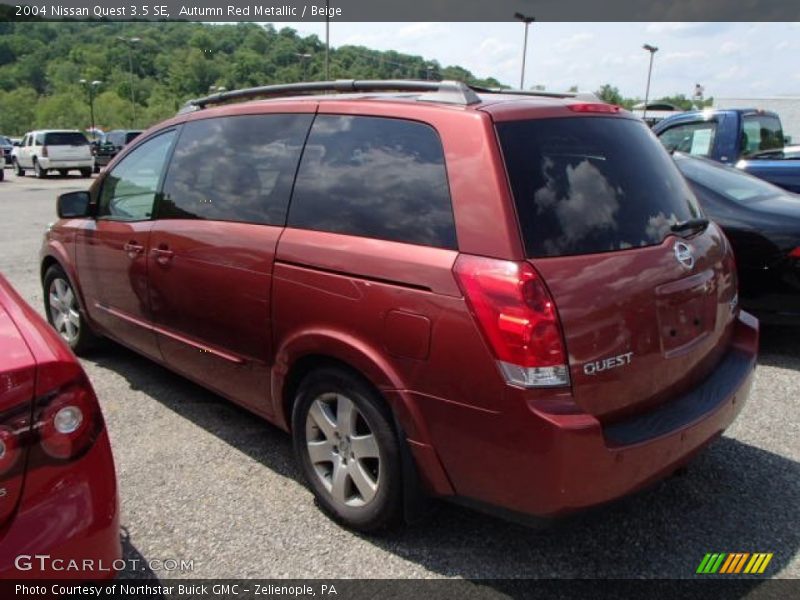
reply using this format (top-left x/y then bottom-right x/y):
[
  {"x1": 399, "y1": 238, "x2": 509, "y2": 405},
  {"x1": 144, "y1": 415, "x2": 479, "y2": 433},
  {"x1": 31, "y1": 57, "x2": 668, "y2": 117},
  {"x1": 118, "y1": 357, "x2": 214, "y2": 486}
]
[
  {"x1": 675, "y1": 154, "x2": 784, "y2": 203},
  {"x1": 497, "y1": 117, "x2": 702, "y2": 257},
  {"x1": 44, "y1": 132, "x2": 88, "y2": 146}
]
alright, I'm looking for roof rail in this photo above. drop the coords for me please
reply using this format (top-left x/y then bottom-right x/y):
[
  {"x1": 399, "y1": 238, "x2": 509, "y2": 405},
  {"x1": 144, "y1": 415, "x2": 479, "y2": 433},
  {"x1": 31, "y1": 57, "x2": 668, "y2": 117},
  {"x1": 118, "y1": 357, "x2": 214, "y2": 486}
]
[
  {"x1": 180, "y1": 79, "x2": 481, "y2": 112},
  {"x1": 472, "y1": 86, "x2": 601, "y2": 101}
]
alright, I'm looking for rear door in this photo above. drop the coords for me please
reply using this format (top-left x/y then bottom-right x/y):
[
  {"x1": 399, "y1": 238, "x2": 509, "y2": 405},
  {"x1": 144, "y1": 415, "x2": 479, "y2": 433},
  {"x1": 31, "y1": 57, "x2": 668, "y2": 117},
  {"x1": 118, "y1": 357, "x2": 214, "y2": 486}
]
[
  {"x1": 44, "y1": 131, "x2": 92, "y2": 161},
  {"x1": 497, "y1": 115, "x2": 739, "y2": 420},
  {"x1": 147, "y1": 112, "x2": 313, "y2": 415}
]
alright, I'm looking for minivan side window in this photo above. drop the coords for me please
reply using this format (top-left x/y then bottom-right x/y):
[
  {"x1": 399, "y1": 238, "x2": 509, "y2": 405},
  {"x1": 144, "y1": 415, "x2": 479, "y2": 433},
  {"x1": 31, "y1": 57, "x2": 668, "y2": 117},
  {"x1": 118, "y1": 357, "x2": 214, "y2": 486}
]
[
  {"x1": 159, "y1": 114, "x2": 313, "y2": 225},
  {"x1": 98, "y1": 130, "x2": 176, "y2": 221},
  {"x1": 657, "y1": 121, "x2": 717, "y2": 157},
  {"x1": 288, "y1": 115, "x2": 457, "y2": 249}
]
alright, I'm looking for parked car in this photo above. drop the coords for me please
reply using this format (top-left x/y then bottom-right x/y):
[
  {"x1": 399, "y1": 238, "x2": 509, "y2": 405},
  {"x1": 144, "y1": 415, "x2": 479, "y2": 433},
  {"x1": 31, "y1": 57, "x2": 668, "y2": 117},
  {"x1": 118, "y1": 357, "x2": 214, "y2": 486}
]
[
  {"x1": 40, "y1": 80, "x2": 758, "y2": 531},
  {"x1": 653, "y1": 109, "x2": 800, "y2": 193},
  {"x1": 0, "y1": 135, "x2": 13, "y2": 166},
  {"x1": 93, "y1": 129, "x2": 143, "y2": 172},
  {"x1": 0, "y1": 274, "x2": 119, "y2": 579},
  {"x1": 674, "y1": 152, "x2": 800, "y2": 325},
  {"x1": 12, "y1": 130, "x2": 94, "y2": 178}
]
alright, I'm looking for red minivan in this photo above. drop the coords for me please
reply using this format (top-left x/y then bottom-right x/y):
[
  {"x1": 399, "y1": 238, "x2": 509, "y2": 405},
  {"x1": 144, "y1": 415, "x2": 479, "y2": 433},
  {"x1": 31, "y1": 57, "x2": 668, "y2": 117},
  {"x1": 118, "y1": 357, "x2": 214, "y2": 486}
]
[{"x1": 40, "y1": 81, "x2": 758, "y2": 531}]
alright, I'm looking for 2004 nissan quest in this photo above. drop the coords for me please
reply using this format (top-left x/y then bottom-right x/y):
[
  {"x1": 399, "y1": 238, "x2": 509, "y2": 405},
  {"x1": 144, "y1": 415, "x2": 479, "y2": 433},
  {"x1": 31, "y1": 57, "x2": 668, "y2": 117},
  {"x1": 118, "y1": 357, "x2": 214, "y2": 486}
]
[{"x1": 40, "y1": 80, "x2": 759, "y2": 531}]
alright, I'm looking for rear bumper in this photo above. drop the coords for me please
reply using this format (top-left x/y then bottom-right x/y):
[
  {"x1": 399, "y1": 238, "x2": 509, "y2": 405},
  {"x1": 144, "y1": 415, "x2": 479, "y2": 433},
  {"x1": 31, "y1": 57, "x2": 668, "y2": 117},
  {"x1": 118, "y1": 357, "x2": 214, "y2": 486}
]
[
  {"x1": 38, "y1": 158, "x2": 93, "y2": 170},
  {"x1": 416, "y1": 311, "x2": 759, "y2": 517},
  {"x1": 0, "y1": 430, "x2": 120, "y2": 580}
]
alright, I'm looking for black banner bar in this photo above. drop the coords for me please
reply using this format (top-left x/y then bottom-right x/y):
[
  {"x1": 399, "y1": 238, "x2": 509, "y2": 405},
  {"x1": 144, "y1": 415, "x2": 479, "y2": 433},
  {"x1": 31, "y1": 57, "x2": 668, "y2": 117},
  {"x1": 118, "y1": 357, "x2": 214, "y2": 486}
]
[{"x1": 2, "y1": 0, "x2": 800, "y2": 22}]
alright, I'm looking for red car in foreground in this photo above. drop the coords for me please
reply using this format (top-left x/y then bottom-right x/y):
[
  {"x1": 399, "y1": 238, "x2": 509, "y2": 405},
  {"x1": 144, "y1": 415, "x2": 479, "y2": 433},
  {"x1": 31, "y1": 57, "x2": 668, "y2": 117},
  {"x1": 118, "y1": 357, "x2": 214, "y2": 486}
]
[
  {"x1": 40, "y1": 80, "x2": 758, "y2": 531},
  {"x1": 0, "y1": 274, "x2": 119, "y2": 579}
]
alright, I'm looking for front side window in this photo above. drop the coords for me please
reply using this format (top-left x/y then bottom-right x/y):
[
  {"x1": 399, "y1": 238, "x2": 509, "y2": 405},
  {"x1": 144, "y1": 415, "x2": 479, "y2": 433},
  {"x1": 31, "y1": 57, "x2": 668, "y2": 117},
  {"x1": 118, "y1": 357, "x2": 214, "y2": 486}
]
[
  {"x1": 159, "y1": 114, "x2": 313, "y2": 225},
  {"x1": 288, "y1": 115, "x2": 457, "y2": 249},
  {"x1": 657, "y1": 121, "x2": 718, "y2": 157},
  {"x1": 98, "y1": 130, "x2": 176, "y2": 221}
]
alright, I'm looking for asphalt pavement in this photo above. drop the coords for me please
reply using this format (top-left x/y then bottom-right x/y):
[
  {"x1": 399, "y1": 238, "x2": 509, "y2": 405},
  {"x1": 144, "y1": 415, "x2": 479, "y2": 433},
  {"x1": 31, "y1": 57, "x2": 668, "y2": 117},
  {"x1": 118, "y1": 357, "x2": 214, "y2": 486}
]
[{"x1": 0, "y1": 170, "x2": 797, "y2": 582}]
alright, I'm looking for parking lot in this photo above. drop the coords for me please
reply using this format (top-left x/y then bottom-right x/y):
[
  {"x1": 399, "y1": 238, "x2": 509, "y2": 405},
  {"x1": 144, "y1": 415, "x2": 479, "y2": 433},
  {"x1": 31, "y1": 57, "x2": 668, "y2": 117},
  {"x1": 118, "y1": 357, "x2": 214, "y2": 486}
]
[{"x1": 1, "y1": 171, "x2": 798, "y2": 581}]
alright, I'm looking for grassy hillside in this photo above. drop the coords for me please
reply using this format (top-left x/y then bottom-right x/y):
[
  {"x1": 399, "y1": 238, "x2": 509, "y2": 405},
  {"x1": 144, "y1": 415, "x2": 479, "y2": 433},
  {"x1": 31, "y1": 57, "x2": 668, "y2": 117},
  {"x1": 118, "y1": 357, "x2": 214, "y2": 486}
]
[{"x1": 0, "y1": 21, "x2": 504, "y2": 135}]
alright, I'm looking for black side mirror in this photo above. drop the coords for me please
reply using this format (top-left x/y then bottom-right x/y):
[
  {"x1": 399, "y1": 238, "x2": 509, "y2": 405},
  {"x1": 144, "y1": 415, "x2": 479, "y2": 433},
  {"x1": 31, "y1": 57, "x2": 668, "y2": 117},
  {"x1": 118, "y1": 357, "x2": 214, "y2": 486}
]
[
  {"x1": 12, "y1": 141, "x2": 19, "y2": 147},
  {"x1": 57, "y1": 191, "x2": 91, "y2": 219}
]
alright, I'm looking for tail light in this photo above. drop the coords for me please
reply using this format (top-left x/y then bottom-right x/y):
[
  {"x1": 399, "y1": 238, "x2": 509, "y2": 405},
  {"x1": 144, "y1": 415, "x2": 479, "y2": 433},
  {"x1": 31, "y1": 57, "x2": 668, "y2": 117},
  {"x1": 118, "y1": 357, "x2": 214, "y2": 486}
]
[
  {"x1": 789, "y1": 247, "x2": 800, "y2": 259},
  {"x1": 41, "y1": 146, "x2": 48, "y2": 158},
  {"x1": 568, "y1": 103, "x2": 621, "y2": 114},
  {"x1": 37, "y1": 379, "x2": 100, "y2": 461},
  {"x1": 0, "y1": 367, "x2": 102, "y2": 524},
  {"x1": 454, "y1": 255, "x2": 569, "y2": 388}
]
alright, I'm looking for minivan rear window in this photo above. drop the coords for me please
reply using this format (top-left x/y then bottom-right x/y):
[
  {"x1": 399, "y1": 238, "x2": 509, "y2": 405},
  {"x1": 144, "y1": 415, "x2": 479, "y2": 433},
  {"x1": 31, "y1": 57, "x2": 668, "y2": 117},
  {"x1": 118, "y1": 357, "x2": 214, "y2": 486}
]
[
  {"x1": 497, "y1": 117, "x2": 702, "y2": 258},
  {"x1": 44, "y1": 132, "x2": 88, "y2": 146}
]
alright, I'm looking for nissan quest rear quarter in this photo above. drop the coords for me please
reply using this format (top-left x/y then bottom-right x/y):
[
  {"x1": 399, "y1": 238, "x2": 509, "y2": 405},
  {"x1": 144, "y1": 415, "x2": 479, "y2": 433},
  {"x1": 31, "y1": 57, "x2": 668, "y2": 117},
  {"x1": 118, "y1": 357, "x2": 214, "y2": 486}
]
[{"x1": 40, "y1": 81, "x2": 758, "y2": 531}]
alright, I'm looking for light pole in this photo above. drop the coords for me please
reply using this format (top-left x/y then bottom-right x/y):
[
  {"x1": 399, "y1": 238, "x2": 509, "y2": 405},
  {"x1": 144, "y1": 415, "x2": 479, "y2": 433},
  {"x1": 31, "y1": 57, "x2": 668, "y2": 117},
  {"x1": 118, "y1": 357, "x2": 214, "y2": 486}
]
[
  {"x1": 79, "y1": 79, "x2": 102, "y2": 141},
  {"x1": 117, "y1": 36, "x2": 141, "y2": 128},
  {"x1": 325, "y1": 0, "x2": 330, "y2": 79},
  {"x1": 514, "y1": 12, "x2": 535, "y2": 90},
  {"x1": 642, "y1": 44, "x2": 659, "y2": 122},
  {"x1": 295, "y1": 53, "x2": 312, "y2": 81}
]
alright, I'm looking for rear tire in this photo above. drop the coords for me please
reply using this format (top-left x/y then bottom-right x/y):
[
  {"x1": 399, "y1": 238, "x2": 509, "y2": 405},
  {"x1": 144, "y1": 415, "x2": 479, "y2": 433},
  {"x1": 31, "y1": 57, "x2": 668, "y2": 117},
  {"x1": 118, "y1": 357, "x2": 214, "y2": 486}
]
[
  {"x1": 80, "y1": 168, "x2": 92, "y2": 178},
  {"x1": 292, "y1": 366, "x2": 403, "y2": 532},
  {"x1": 33, "y1": 158, "x2": 47, "y2": 178},
  {"x1": 58, "y1": 169, "x2": 68, "y2": 177},
  {"x1": 13, "y1": 158, "x2": 23, "y2": 176},
  {"x1": 43, "y1": 265, "x2": 100, "y2": 355}
]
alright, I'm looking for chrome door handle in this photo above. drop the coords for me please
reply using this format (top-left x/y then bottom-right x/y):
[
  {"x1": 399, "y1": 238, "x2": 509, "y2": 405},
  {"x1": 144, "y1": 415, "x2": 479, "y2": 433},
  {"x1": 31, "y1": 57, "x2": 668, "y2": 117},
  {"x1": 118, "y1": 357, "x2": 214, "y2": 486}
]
[
  {"x1": 153, "y1": 247, "x2": 174, "y2": 265},
  {"x1": 123, "y1": 241, "x2": 144, "y2": 258}
]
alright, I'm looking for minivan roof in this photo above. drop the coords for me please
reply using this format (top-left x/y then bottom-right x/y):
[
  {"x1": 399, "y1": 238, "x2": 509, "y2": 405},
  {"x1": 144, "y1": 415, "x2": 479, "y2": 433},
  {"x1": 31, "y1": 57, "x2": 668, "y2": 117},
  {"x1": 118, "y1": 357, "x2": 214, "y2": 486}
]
[{"x1": 180, "y1": 79, "x2": 607, "y2": 115}]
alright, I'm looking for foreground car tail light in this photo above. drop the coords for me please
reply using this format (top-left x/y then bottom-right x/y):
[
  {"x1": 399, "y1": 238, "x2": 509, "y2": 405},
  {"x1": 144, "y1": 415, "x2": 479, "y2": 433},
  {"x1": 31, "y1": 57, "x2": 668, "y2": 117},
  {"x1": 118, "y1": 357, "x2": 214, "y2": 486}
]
[
  {"x1": 454, "y1": 255, "x2": 570, "y2": 388},
  {"x1": 789, "y1": 247, "x2": 800, "y2": 259},
  {"x1": 37, "y1": 379, "x2": 100, "y2": 461},
  {"x1": 0, "y1": 370, "x2": 102, "y2": 521}
]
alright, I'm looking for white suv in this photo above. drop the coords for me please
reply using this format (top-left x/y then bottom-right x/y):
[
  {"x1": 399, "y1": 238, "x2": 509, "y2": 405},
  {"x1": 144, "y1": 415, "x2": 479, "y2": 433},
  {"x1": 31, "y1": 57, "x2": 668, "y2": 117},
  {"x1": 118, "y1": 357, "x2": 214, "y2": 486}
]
[{"x1": 12, "y1": 130, "x2": 94, "y2": 178}]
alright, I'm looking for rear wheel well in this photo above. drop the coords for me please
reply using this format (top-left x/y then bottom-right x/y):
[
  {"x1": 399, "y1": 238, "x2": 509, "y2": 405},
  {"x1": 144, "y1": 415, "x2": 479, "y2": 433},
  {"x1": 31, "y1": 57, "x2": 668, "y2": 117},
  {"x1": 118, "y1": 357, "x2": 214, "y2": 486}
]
[{"x1": 282, "y1": 355, "x2": 392, "y2": 433}]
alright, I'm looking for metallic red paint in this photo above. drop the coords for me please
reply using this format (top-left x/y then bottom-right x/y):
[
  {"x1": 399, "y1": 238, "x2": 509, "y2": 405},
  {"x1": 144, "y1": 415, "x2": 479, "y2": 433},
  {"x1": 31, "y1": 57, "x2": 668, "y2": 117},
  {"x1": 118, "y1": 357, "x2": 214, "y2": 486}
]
[
  {"x1": 39, "y1": 93, "x2": 759, "y2": 520},
  {"x1": 0, "y1": 275, "x2": 119, "y2": 579}
]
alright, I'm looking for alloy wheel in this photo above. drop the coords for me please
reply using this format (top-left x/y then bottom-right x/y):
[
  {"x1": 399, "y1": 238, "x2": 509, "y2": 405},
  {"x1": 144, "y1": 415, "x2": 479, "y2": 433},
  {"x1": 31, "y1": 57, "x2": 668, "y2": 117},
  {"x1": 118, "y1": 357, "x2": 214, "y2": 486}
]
[
  {"x1": 305, "y1": 392, "x2": 381, "y2": 508},
  {"x1": 48, "y1": 277, "x2": 80, "y2": 345}
]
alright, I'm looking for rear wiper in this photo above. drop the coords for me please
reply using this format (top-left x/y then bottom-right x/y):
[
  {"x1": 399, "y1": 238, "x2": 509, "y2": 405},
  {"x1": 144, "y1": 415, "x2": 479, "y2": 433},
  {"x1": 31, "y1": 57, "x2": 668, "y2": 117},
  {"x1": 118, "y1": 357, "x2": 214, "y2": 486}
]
[{"x1": 671, "y1": 217, "x2": 709, "y2": 235}]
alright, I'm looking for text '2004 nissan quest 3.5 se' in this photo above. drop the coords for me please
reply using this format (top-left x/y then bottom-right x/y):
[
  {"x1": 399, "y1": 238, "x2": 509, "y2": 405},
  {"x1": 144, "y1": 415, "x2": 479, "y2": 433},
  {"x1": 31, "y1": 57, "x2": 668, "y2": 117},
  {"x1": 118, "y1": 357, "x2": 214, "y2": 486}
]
[{"x1": 40, "y1": 80, "x2": 758, "y2": 531}]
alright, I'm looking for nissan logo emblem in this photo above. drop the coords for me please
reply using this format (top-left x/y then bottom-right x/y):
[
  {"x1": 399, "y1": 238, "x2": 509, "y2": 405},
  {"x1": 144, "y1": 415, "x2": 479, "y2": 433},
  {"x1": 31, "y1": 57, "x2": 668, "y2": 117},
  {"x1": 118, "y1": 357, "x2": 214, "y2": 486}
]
[{"x1": 674, "y1": 241, "x2": 695, "y2": 269}]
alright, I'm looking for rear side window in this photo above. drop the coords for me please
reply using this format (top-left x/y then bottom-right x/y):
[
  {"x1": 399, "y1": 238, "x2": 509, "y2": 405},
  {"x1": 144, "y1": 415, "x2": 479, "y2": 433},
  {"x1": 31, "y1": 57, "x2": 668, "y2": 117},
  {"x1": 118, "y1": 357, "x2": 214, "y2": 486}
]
[
  {"x1": 288, "y1": 115, "x2": 457, "y2": 249},
  {"x1": 44, "y1": 132, "x2": 88, "y2": 146},
  {"x1": 498, "y1": 117, "x2": 701, "y2": 257},
  {"x1": 741, "y1": 114, "x2": 784, "y2": 156},
  {"x1": 159, "y1": 114, "x2": 313, "y2": 225}
]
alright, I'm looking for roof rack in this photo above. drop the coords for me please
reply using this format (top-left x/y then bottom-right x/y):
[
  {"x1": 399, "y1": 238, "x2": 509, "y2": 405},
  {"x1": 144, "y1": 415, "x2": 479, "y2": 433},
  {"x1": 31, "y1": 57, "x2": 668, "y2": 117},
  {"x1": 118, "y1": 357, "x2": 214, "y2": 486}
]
[
  {"x1": 180, "y1": 79, "x2": 482, "y2": 112},
  {"x1": 471, "y1": 86, "x2": 600, "y2": 101}
]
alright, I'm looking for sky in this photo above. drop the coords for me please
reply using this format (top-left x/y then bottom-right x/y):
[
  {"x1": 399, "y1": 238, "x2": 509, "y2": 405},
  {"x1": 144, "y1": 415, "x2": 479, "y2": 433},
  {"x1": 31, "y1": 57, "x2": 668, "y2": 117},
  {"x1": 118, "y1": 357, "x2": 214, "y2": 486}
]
[{"x1": 275, "y1": 22, "x2": 799, "y2": 100}]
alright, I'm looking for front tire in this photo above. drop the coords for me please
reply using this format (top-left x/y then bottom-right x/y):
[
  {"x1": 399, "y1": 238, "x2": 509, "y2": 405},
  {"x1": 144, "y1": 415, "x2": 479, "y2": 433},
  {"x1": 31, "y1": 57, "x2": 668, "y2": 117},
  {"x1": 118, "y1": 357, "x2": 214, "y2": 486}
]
[
  {"x1": 13, "y1": 158, "x2": 24, "y2": 176},
  {"x1": 43, "y1": 265, "x2": 99, "y2": 354},
  {"x1": 80, "y1": 168, "x2": 92, "y2": 178},
  {"x1": 292, "y1": 367, "x2": 403, "y2": 532}
]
